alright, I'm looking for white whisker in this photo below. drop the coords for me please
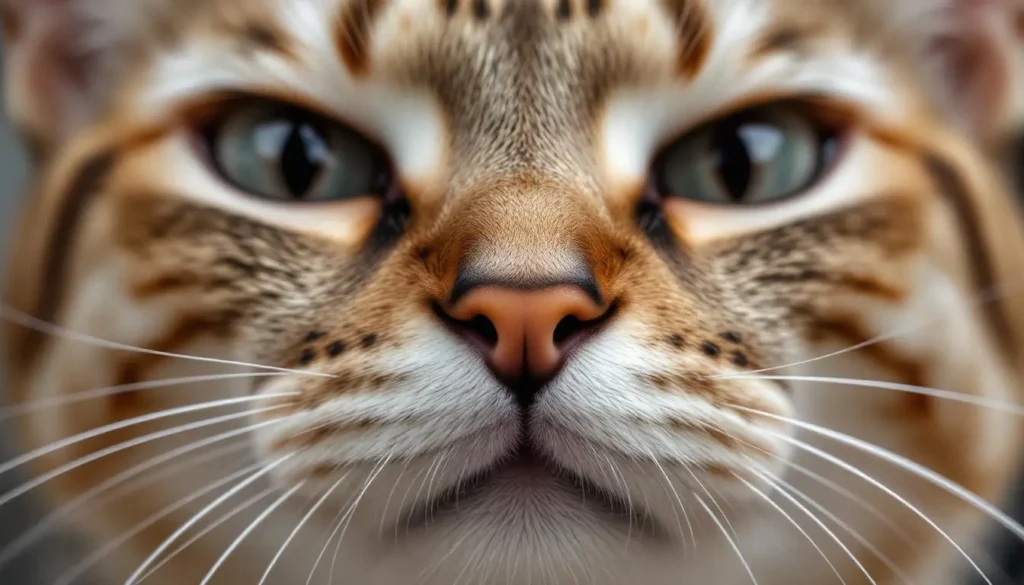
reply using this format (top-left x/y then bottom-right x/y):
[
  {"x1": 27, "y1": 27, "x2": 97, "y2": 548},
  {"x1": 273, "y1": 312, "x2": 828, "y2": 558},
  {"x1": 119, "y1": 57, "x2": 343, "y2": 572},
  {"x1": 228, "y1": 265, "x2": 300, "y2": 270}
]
[
  {"x1": 327, "y1": 454, "x2": 393, "y2": 584},
  {"x1": 0, "y1": 394, "x2": 293, "y2": 478},
  {"x1": 302, "y1": 474, "x2": 356, "y2": 585},
  {"x1": 642, "y1": 447, "x2": 695, "y2": 548},
  {"x1": 684, "y1": 461, "x2": 738, "y2": 541},
  {"x1": 0, "y1": 408, "x2": 284, "y2": 510},
  {"x1": 771, "y1": 471, "x2": 915, "y2": 585},
  {"x1": 711, "y1": 284, "x2": 1011, "y2": 379},
  {"x1": 199, "y1": 481, "x2": 306, "y2": 585},
  {"x1": 124, "y1": 455, "x2": 293, "y2": 584},
  {"x1": 735, "y1": 474, "x2": 847, "y2": 584},
  {"x1": 737, "y1": 406, "x2": 1024, "y2": 543},
  {"x1": 744, "y1": 418, "x2": 992, "y2": 585},
  {"x1": 727, "y1": 374, "x2": 1024, "y2": 417},
  {"x1": 135, "y1": 489, "x2": 274, "y2": 584},
  {"x1": 0, "y1": 305, "x2": 334, "y2": 378},
  {"x1": 0, "y1": 372, "x2": 287, "y2": 420},
  {"x1": 0, "y1": 440, "x2": 248, "y2": 571},
  {"x1": 694, "y1": 493, "x2": 758, "y2": 584},
  {"x1": 55, "y1": 460, "x2": 265, "y2": 585},
  {"x1": 258, "y1": 470, "x2": 352, "y2": 585},
  {"x1": 784, "y1": 459, "x2": 919, "y2": 551},
  {"x1": 748, "y1": 465, "x2": 876, "y2": 584}
]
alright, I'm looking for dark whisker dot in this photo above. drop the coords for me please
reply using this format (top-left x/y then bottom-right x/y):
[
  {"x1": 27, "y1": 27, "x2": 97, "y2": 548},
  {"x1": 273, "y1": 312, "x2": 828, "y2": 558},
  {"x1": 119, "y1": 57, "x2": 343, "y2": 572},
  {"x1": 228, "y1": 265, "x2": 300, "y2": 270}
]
[
  {"x1": 722, "y1": 331, "x2": 742, "y2": 343},
  {"x1": 731, "y1": 352, "x2": 749, "y2": 367},
  {"x1": 361, "y1": 333, "x2": 378, "y2": 348},
  {"x1": 668, "y1": 334, "x2": 685, "y2": 348},
  {"x1": 327, "y1": 341, "x2": 347, "y2": 357},
  {"x1": 298, "y1": 348, "x2": 318, "y2": 366},
  {"x1": 701, "y1": 342, "x2": 721, "y2": 357},
  {"x1": 304, "y1": 331, "x2": 326, "y2": 343}
]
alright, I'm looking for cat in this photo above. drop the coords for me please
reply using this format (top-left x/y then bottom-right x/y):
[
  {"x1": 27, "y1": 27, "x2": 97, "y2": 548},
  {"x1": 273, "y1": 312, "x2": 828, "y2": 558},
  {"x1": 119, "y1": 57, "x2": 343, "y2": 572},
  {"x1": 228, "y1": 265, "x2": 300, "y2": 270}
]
[{"x1": 2, "y1": 0, "x2": 1024, "y2": 584}]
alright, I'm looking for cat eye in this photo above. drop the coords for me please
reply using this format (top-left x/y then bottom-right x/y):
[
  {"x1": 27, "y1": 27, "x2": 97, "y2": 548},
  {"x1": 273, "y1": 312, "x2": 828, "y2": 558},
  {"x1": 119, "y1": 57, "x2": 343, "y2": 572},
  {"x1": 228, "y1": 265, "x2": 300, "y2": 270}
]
[
  {"x1": 651, "y1": 103, "x2": 840, "y2": 206},
  {"x1": 202, "y1": 101, "x2": 394, "y2": 203}
]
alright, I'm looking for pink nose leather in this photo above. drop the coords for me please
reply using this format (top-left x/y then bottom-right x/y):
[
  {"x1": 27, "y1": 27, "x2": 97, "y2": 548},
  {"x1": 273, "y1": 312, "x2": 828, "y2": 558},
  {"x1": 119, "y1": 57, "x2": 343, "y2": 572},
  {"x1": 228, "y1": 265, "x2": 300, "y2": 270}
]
[{"x1": 446, "y1": 285, "x2": 606, "y2": 380}]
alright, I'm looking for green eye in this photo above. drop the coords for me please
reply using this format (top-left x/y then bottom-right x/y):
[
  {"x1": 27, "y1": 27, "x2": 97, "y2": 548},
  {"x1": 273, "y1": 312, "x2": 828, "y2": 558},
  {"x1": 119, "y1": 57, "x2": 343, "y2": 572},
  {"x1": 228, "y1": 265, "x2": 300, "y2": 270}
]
[
  {"x1": 207, "y1": 102, "x2": 392, "y2": 202},
  {"x1": 653, "y1": 104, "x2": 839, "y2": 205}
]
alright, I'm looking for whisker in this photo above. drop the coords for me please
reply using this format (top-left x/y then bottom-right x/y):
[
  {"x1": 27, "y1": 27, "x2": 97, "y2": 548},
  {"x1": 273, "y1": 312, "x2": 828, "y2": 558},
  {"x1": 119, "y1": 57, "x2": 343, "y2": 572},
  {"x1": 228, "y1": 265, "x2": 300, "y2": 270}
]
[
  {"x1": 199, "y1": 481, "x2": 306, "y2": 585},
  {"x1": 0, "y1": 440, "x2": 249, "y2": 571},
  {"x1": 725, "y1": 374, "x2": 1024, "y2": 417},
  {"x1": 327, "y1": 454, "x2": 393, "y2": 584},
  {"x1": 124, "y1": 455, "x2": 293, "y2": 584},
  {"x1": 304, "y1": 456, "x2": 392, "y2": 585},
  {"x1": 694, "y1": 492, "x2": 758, "y2": 584},
  {"x1": 645, "y1": 452, "x2": 693, "y2": 549},
  {"x1": 683, "y1": 460, "x2": 738, "y2": 542},
  {"x1": 770, "y1": 470, "x2": 914, "y2": 585},
  {"x1": 302, "y1": 474, "x2": 356, "y2": 585},
  {"x1": 784, "y1": 459, "x2": 919, "y2": 551},
  {"x1": 378, "y1": 457, "x2": 415, "y2": 539},
  {"x1": 639, "y1": 445, "x2": 696, "y2": 546},
  {"x1": 734, "y1": 474, "x2": 847, "y2": 584},
  {"x1": 0, "y1": 394, "x2": 292, "y2": 479},
  {"x1": 258, "y1": 470, "x2": 352, "y2": 585},
  {"x1": 711, "y1": 283, "x2": 1011, "y2": 380},
  {"x1": 55, "y1": 460, "x2": 266, "y2": 585},
  {"x1": 601, "y1": 452, "x2": 636, "y2": 547},
  {"x1": 0, "y1": 408, "x2": 283, "y2": 511},
  {"x1": 737, "y1": 406, "x2": 1024, "y2": 544},
  {"x1": 0, "y1": 372, "x2": 287, "y2": 420},
  {"x1": 134, "y1": 489, "x2": 275, "y2": 584},
  {"x1": 743, "y1": 418, "x2": 992, "y2": 585},
  {"x1": 0, "y1": 304, "x2": 334, "y2": 378},
  {"x1": 746, "y1": 466, "x2": 876, "y2": 584}
]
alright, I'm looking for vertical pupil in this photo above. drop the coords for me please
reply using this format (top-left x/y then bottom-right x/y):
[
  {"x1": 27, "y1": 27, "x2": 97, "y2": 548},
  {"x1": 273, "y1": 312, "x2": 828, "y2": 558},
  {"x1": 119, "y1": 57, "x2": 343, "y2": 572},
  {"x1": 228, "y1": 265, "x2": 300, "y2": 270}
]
[
  {"x1": 711, "y1": 122, "x2": 752, "y2": 200},
  {"x1": 278, "y1": 120, "x2": 325, "y2": 198}
]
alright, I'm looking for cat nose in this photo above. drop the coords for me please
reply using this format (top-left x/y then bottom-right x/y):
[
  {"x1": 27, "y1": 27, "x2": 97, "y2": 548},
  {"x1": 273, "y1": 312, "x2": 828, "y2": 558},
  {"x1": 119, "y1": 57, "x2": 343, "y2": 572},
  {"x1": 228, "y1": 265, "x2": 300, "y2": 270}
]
[{"x1": 441, "y1": 282, "x2": 612, "y2": 408}]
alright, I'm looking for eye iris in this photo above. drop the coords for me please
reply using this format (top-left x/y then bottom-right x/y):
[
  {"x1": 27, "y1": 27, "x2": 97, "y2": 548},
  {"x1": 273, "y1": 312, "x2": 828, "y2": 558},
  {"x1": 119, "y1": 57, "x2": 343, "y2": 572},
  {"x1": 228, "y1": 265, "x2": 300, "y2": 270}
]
[
  {"x1": 649, "y1": 103, "x2": 837, "y2": 209},
  {"x1": 206, "y1": 102, "x2": 397, "y2": 204}
]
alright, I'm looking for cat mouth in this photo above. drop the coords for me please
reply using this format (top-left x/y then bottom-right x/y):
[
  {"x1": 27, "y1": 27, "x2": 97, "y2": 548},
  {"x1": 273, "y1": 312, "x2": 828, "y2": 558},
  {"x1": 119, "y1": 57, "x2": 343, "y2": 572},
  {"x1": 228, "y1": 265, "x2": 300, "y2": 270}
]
[{"x1": 398, "y1": 441, "x2": 658, "y2": 534}]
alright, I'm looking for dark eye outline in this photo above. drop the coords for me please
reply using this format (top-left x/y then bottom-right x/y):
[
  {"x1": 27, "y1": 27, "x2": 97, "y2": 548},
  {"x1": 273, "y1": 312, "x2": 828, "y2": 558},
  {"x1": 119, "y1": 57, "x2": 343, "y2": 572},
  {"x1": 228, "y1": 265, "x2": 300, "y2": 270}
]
[
  {"x1": 190, "y1": 95, "x2": 404, "y2": 207},
  {"x1": 637, "y1": 98, "x2": 849, "y2": 230}
]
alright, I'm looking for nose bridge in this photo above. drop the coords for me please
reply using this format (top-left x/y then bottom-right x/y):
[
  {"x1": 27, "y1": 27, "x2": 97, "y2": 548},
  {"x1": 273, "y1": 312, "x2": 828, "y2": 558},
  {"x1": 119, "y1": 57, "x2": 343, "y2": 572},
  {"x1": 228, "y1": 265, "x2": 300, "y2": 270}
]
[{"x1": 441, "y1": 178, "x2": 606, "y2": 290}]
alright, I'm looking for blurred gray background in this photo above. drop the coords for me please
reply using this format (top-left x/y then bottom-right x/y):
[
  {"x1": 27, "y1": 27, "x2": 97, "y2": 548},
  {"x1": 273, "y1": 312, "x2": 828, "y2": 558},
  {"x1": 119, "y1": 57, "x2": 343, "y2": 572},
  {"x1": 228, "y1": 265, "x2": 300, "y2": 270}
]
[{"x1": 0, "y1": 49, "x2": 77, "y2": 584}]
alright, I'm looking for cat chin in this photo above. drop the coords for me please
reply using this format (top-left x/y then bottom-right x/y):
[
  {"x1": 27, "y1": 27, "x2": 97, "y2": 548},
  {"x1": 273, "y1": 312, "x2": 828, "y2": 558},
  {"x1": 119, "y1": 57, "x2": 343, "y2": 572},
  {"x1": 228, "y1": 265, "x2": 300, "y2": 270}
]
[{"x1": 342, "y1": 477, "x2": 683, "y2": 585}]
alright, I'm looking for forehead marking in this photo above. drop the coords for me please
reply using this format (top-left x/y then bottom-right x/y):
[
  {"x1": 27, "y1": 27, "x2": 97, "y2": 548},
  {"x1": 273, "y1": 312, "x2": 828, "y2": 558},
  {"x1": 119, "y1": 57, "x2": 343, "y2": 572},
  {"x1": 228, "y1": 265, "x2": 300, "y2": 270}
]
[
  {"x1": 335, "y1": 0, "x2": 389, "y2": 77},
  {"x1": 661, "y1": 0, "x2": 713, "y2": 79},
  {"x1": 750, "y1": 24, "x2": 816, "y2": 59}
]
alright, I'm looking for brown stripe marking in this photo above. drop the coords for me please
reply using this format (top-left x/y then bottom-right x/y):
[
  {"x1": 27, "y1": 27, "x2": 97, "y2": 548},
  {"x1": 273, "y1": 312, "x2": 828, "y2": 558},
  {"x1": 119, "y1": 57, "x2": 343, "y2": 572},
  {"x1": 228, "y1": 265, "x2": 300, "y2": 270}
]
[
  {"x1": 21, "y1": 149, "x2": 118, "y2": 367},
  {"x1": 240, "y1": 22, "x2": 296, "y2": 58},
  {"x1": 335, "y1": 0, "x2": 388, "y2": 77},
  {"x1": 748, "y1": 24, "x2": 820, "y2": 60},
  {"x1": 923, "y1": 153, "x2": 1017, "y2": 356},
  {"x1": 661, "y1": 0, "x2": 713, "y2": 79}
]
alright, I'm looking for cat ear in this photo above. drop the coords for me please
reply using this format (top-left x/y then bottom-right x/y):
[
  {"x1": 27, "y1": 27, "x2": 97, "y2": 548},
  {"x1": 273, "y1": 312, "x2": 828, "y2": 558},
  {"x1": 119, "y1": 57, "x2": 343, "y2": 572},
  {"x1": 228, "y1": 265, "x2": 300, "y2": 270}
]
[
  {"x1": 899, "y1": 0, "x2": 1024, "y2": 146},
  {"x1": 0, "y1": 0, "x2": 162, "y2": 159}
]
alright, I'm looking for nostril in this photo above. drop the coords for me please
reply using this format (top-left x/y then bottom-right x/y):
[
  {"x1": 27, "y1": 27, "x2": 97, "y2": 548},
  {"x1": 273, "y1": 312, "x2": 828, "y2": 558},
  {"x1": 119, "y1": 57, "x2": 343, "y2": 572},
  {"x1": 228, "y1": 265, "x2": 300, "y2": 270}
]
[
  {"x1": 552, "y1": 301, "x2": 619, "y2": 348},
  {"x1": 465, "y1": 314, "x2": 499, "y2": 347},
  {"x1": 432, "y1": 302, "x2": 500, "y2": 350},
  {"x1": 553, "y1": 315, "x2": 583, "y2": 345}
]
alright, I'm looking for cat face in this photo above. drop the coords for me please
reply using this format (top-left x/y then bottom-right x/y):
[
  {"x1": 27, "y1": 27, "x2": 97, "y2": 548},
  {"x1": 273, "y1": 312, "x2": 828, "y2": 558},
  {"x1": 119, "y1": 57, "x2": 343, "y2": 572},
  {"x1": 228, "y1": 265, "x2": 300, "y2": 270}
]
[{"x1": 4, "y1": 0, "x2": 1024, "y2": 584}]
